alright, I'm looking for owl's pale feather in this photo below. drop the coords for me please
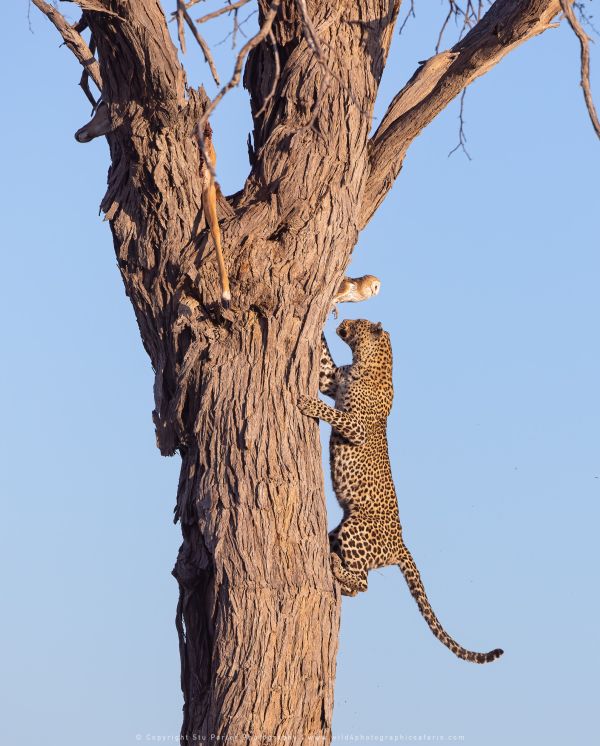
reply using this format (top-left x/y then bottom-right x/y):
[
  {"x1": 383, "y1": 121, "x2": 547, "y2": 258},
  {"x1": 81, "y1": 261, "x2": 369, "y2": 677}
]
[{"x1": 331, "y1": 274, "x2": 381, "y2": 317}]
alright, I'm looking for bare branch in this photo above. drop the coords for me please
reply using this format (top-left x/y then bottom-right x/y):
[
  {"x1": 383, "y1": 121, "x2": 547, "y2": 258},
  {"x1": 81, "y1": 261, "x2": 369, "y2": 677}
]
[
  {"x1": 176, "y1": 0, "x2": 187, "y2": 55},
  {"x1": 27, "y1": 0, "x2": 34, "y2": 33},
  {"x1": 31, "y1": 0, "x2": 102, "y2": 91},
  {"x1": 560, "y1": 0, "x2": 600, "y2": 138},
  {"x1": 215, "y1": 9, "x2": 257, "y2": 47},
  {"x1": 435, "y1": 1, "x2": 488, "y2": 51},
  {"x1": 574, "y1": 1, "x2": 600, "y2": 36},
  {"x1": 80, "y1": 0, "x2": 185, "y2": 108},
  {"x1": 448, "y1": 89, "x2": 472, "y2": 159},
  {"x1": 295, "y1": 0, "x2": 325, "y2": 61},
  {"x1": 79, "y1": 33, "x2": 98, "y2": 107},
  {"x1": 231, "y1": 7, "x2": 240, "y2": 48},
  {"x1": 398, "y1": 0, "x2": 416, "y2": 35},
  {"x1": 79, "y1": 70, "x2": 98, "y2": 106},
  {"x1": 196, "y1": 0, "x2": 251, "y2": 25},
  {"x1": 360, "y1": 0, "x2": 561, "y2": 229},
  {"x1": 72, "y1": 15, "x2": 88, "y2": 34},
  {"x1": 197, "y1": 0, "x2": 281, "y2": 174},
  {"x1": 182, "y1": 6, "x2": 220, "y2": 84},
  {"x1": 436, "y1": 5, "x2": 455, "y2": 52},
  {"x1": 400, "y1": 1, "x2": 488, "y2": 44}
]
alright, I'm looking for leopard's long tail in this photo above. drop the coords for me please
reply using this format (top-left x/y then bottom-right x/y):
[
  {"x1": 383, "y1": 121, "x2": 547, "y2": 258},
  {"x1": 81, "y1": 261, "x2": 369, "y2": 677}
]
[{"x1": 397, "y1": 543, "x2": 503, "y2": 664}]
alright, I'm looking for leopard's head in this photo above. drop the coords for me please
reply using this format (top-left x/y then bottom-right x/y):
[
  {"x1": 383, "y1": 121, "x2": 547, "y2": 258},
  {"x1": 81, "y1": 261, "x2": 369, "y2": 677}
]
[{"x1": 336, "y1": 319, "x2": 391, "y2": 364}]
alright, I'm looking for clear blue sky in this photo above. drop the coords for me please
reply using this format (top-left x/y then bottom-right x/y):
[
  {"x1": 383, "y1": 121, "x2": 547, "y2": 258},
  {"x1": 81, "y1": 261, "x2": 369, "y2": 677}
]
[{"x1": 1, "y1": 2, "x2": 598, "y2": 745}]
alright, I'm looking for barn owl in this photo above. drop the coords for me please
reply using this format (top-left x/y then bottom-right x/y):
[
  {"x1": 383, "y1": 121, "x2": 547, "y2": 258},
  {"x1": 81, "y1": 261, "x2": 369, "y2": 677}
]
[{"x1": 331, "y1": 275, "x2": 381, "y2": 318}]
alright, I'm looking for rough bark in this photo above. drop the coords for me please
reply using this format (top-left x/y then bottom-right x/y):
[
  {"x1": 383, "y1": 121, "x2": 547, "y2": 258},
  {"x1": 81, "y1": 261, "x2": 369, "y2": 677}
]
[{"x1": 33, "y1": 0, "x2": 563, "y2": 741}]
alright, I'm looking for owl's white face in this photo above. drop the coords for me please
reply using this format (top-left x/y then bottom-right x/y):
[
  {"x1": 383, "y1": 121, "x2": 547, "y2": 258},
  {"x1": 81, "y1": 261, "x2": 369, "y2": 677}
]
[{"x1": 370, "y1": 280, "x2": 381, "y2": 296}]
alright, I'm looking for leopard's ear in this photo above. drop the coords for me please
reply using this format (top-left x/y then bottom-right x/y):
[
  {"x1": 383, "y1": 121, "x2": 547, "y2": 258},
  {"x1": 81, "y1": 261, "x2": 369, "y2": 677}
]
[{"x1": 373, "y1": 322, "x2": 384, "y2": 336}]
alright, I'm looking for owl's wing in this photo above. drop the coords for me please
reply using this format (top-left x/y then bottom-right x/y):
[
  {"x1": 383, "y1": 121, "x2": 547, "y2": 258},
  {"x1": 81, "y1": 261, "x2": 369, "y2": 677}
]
[
  {"x1": 342, "y1": 280, "x2": 358, "y2": 297},
  {"x1": 333, "y1": 278, "x2": 356, "y2": 303}
]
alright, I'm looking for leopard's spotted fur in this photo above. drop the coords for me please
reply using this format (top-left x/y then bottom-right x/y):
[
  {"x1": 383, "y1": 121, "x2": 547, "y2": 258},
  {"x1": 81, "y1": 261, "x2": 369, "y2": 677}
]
[{"x1": 298, "y1": 319, "x2": 503, "y2": 664}]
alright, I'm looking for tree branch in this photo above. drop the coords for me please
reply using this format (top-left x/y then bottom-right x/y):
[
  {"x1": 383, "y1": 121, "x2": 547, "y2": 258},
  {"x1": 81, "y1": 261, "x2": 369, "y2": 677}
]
[
  {"x1": 73, "y1": 0, "x2": 186, "y2": 109},
  {"x1": 181, "y1": 4, "x2": 221, "y2": 86},
  {"x1": 176, "y1": 0, "x2": 187, "y2": 56},
  {"x1": 197, "y1": 0, "x2": 281, "y2": 162},
  {"x1": 360, "y1": 0, "x2": 561, "y2": 229},
  {"x1": 31, "y1": 0, "x2": 102, "y2": 91},
  {"x1": 195, "y1": 0, "x2": 251, "y2": 25},
  {"x1": 560, "y1": 0, "x2": 600, "y2": 138}
]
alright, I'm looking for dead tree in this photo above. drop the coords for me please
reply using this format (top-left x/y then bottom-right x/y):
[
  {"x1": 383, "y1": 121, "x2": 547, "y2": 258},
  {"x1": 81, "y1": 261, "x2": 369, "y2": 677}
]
[{"x1": 31, "y1": 0, "x2": 597, "y2": 742}]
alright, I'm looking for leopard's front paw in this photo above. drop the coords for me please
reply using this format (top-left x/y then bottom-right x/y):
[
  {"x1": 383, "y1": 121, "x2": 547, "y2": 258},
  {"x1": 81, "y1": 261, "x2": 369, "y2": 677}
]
[{"x1": 297, "y1": 394, "x2": 320, "y2": 418}]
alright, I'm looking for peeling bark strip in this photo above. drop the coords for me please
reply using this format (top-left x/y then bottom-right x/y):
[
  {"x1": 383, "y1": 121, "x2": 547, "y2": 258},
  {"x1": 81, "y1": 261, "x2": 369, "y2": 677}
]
[{"x1": 34, "y1": 0, "x2": 564, "y2": 742}]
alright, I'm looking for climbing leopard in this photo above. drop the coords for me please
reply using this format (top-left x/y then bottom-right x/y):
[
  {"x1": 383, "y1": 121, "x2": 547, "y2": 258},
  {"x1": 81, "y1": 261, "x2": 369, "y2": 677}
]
[{"x1": 297, "y1": 319, "x2": 503, "y2": 664}]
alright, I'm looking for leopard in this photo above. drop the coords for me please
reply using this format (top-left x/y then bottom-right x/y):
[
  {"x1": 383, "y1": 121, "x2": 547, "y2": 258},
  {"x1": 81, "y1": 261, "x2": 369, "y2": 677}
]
[{"x1": 297, "y1": 319, "x2": 503, "y2": 664}]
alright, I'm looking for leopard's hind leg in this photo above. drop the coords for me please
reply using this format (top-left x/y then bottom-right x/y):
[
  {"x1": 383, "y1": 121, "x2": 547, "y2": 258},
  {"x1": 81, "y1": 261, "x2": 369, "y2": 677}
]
[{"x1": 329, "y1": 517, "x2": 370, "y2": 595}]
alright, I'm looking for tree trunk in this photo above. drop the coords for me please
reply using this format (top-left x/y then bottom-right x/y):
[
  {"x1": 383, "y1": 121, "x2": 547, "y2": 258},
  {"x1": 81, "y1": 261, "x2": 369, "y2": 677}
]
[
  {"x1": 80, "y1": 2, "x2": 400, "y2": 739},
  {"x1": 33, "y1": 0, "x2": 564, "y2": 741},
  {"x1": 173, "y1": 325, "x2": 340, "y2": 739}
]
